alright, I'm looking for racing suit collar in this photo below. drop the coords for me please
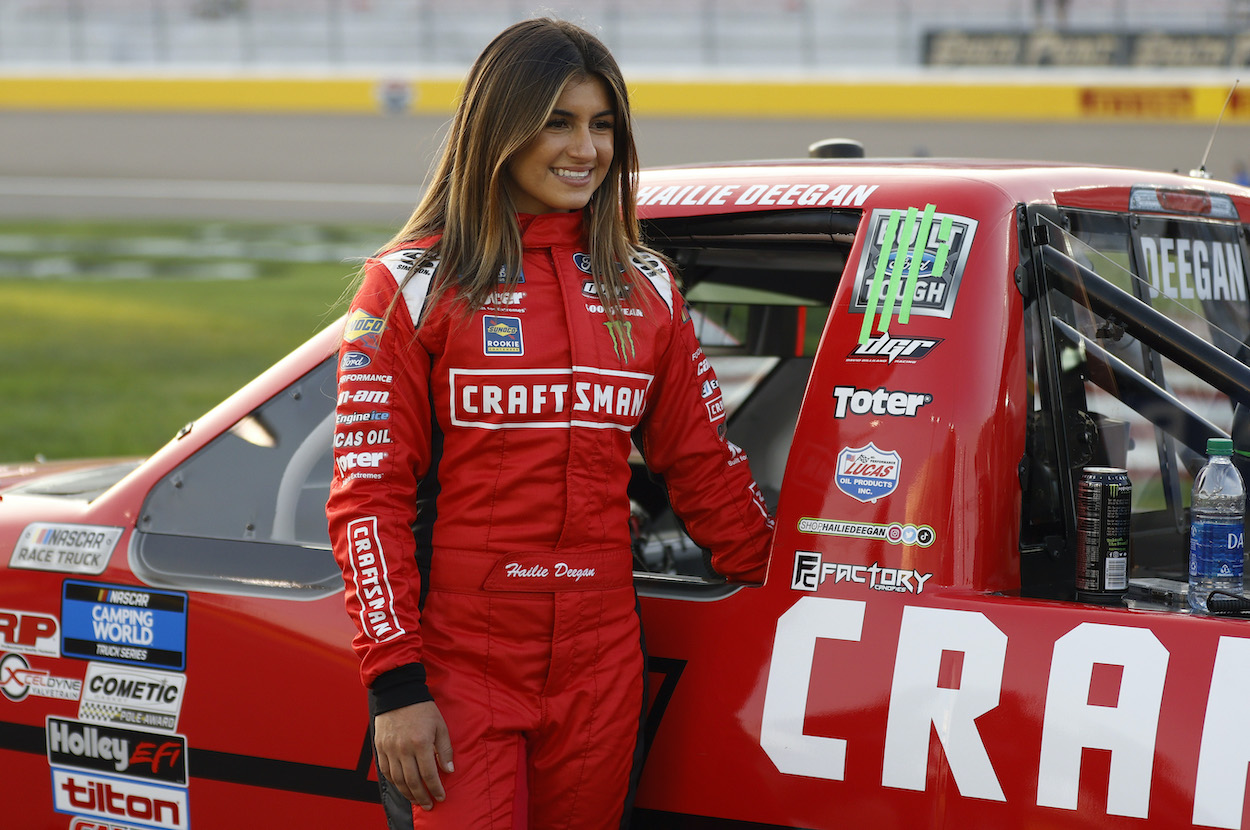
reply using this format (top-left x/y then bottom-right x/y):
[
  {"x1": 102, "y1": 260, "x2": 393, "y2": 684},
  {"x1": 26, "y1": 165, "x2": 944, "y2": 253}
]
[{"x1": 517, "y1": 210, "x2": 585, "y2": 248}]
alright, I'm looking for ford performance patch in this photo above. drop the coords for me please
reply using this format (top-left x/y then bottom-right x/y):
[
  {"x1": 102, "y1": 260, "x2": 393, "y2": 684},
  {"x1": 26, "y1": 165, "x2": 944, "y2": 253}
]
[{"x1": 483, "y1": 315, "x2": 523, "y2": 356}]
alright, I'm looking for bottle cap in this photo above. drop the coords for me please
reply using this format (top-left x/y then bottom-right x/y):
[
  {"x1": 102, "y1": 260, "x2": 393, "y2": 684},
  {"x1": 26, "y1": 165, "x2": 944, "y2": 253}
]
[{"x1": 1208, "y1": 437, "x2": 1234, "y2": 455}]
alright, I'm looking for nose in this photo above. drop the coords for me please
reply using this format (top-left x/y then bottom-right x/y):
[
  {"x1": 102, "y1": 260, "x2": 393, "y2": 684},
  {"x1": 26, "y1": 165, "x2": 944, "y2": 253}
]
[{"x1": 568, "y1": 125, "x2": 596, "y2": 161}]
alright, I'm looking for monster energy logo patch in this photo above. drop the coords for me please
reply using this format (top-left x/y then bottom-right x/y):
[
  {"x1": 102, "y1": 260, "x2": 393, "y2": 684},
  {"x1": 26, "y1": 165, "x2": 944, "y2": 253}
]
[
  {"x1": 604, "y1": 320, "x2": 636, "y2": 361},
  {"x1": 850, "y1": 205, "x2": 977, "y2": 344}
]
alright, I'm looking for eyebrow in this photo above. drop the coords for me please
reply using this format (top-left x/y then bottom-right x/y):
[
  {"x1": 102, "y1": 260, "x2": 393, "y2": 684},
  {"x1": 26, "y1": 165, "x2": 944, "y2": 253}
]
[{"x1": 551, "y1": 108, "x2": 616, "y2": 118}]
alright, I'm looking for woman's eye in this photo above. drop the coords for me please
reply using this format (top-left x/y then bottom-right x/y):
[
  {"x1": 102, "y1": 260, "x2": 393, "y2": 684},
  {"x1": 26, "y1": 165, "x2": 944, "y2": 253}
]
[
  {"x1": 594, "y1": 119, "x2": 615, "y2": 131},
  {"x1": 546, "y1": 118, "x2": 568, "y2": 129}
]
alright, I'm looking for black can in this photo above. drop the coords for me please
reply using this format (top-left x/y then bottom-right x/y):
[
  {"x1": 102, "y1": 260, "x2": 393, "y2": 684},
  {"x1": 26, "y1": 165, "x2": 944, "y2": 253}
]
[{"x1": 1075, "y1": 467, "x2": 1132, "y2": 603}]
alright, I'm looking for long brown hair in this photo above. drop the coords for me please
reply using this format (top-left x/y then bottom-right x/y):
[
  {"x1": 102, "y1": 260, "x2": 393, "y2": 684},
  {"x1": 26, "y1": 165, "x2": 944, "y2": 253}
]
[{"x1": 381, "y1": 18, "x2": 652, "y2": 327}]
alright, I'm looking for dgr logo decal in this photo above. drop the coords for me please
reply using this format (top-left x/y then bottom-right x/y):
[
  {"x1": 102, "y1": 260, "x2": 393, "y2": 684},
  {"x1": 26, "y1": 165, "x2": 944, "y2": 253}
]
[{"x1": 483, "y1": 315, "x2": 523, "y2": 356}]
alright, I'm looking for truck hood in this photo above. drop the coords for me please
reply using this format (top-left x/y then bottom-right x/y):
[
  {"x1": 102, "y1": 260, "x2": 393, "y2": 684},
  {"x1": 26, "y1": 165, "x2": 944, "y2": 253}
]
[{"x1": 0, "y1": 457, "x2": 145, "y2": 499}]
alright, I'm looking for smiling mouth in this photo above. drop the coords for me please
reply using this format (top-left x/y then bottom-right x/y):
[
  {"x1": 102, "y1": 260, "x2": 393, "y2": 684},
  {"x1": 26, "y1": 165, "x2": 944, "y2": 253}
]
[{"x1": 553, "y1": 169, "x2": 592, "y2": 181}]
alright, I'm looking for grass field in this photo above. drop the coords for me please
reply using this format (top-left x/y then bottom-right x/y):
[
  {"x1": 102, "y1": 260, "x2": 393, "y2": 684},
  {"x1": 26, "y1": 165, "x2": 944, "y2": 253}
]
[{"x1": 0, "y1": 220, "x2": 392, "y2": 461}]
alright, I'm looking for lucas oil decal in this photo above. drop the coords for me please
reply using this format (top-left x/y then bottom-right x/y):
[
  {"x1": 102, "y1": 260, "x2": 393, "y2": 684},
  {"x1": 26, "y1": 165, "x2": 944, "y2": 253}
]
[
  {"x1": 836, "y1": 443, "x2": 901, "y2": 503},
  {"x1": 850, "y1": 205, "x2": 977, "y2": 342}
]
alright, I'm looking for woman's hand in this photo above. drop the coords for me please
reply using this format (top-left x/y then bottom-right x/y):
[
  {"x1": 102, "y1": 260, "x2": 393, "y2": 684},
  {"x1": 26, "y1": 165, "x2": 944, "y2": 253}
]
[{"x1": 374, "y1": 700, "x2": 455, "y2": 810}]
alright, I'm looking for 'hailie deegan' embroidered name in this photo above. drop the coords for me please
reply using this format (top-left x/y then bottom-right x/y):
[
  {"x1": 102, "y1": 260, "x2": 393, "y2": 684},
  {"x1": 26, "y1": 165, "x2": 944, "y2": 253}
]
[{"x1": 448, "y1": 366, "x2": 654, "y2": 431}]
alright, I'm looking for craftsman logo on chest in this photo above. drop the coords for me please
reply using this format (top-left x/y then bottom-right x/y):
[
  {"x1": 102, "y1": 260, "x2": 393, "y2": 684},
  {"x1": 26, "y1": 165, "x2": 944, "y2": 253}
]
[
  {"x1": 449, "y1": 367, "x2": 654, "y2": 432},
  {"x1": 483, "y1": 315, "x2": 523, "y2": 356}
]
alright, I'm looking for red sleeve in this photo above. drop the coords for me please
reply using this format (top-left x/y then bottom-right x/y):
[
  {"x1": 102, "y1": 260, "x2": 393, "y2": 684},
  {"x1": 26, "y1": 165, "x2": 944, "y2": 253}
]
[
  {"x1": 326, "y1": 251, "x2": 437, "y2": 694},
  {"x1": 637, "y1": 274, "x2": 775, "y2": 583}
]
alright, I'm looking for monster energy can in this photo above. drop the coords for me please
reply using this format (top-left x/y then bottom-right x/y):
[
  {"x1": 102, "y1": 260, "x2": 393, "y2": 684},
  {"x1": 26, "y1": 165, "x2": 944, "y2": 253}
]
[{"x1": 1075, "y1": 467, "x2": 1132, "y2": 604}]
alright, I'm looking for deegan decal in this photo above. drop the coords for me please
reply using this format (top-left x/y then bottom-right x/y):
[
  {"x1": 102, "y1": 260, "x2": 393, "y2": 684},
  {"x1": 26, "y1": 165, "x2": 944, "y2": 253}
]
[{"x1": 636, "y1": 181, "x2": 879, "y2": 209}]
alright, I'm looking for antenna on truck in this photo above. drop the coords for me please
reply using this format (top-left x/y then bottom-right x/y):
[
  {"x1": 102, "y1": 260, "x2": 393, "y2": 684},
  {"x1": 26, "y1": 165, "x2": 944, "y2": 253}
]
[{"x1": 1190, "y1": 79, "x2": 1239, "y2": 180}]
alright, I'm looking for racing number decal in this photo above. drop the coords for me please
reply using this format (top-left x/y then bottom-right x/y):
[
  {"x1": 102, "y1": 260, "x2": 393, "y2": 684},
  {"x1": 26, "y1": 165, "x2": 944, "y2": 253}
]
[{"x1": 643, "y1": 656, "x2": 686, "y2": 762}]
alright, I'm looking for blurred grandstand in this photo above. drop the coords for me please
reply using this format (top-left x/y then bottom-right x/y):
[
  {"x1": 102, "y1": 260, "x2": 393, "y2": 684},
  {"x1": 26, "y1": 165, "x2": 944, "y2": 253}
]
[{"x1": 0, "y1": 0, "x2": 1248, "y2": 70}]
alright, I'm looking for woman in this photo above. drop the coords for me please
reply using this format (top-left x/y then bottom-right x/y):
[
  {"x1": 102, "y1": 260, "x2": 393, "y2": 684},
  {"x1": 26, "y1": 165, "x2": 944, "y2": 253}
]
[{"x1": 327, "y1": 18, "x2": 773, "y2": 829}]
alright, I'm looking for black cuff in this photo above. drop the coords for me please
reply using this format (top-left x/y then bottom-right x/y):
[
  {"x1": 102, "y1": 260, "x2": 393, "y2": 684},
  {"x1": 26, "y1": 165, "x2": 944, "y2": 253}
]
[{"x1": 367, "y1": 663, "x2": 434, "y2": 716}]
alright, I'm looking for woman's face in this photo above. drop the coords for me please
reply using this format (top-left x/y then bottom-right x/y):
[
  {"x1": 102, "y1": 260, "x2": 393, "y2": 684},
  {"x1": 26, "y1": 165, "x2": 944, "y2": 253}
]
[{"x1": 505, "y1": 76, "x2": 615, "y2": 215}]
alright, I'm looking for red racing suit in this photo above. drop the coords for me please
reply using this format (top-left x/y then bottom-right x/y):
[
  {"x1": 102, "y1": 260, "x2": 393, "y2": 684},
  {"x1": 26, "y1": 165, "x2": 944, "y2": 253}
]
[{"x1": 326, "y1": 211, "x2": 773, "y2": 828}]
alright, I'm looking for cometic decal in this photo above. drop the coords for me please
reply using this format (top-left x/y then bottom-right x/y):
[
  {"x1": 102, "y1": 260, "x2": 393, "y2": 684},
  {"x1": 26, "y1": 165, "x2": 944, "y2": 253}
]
[
  {"x1": 78, "y1": 663, "x2": 186, "y2": 733},
  {"x1": 60, "y1": 582, "x2": 188, "y2": 671},
  {"x1": 850, "y1": 204, "x2": 978, "y2": 343}
]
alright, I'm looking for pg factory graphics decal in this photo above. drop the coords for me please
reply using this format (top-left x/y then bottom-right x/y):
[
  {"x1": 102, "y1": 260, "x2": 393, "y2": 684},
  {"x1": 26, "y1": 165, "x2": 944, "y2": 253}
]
[
  {"x1": 61, "y1": 582, "x2": 188, "y2": 671},
  {"x1": 850, "y1": 204, "x2": 977, "y2": 343}
]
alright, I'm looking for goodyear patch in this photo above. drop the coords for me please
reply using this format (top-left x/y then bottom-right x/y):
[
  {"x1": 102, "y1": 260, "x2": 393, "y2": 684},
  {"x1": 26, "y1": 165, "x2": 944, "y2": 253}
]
[
  {"x1": 344, "y1": 309, "x2": 386, "y2": 350},
  {"x1": 483, "y1": 315, "x2": 523, "y2": 356}
]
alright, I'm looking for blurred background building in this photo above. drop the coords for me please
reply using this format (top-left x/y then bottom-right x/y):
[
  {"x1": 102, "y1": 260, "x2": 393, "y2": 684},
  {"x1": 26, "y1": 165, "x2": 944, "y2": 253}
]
[{"x1": 2, "y1": 0, "x2": 1249, "y2": 71}]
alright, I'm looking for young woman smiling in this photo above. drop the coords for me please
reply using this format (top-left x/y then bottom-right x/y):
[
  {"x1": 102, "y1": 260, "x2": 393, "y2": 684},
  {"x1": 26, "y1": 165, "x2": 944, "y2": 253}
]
[{"x1": 327, "y1": 18, "x2": 774, "y2": 829}]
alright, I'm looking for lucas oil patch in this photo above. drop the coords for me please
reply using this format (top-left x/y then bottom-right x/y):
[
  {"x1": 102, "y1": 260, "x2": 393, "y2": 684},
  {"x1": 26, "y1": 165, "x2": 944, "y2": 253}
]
[
  {"x1": 483, "y1": 315, "x2": 523, "y2": 356},
  {"x1": 836, "y1": 443, "x2": 901, "y2": 503}
]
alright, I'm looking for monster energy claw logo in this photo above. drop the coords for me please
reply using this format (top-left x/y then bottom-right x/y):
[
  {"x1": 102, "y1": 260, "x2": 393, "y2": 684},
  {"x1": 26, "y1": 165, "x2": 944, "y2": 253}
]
[{"x1": 604, "y1": 320, "x2": 636, "y2": 362}]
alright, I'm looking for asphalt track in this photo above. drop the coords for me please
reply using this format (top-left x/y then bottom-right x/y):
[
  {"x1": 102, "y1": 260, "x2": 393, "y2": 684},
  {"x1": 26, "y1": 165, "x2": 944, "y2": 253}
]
[{"x1": 4, "y1": 110, "x2": 1250, "y2": 224}]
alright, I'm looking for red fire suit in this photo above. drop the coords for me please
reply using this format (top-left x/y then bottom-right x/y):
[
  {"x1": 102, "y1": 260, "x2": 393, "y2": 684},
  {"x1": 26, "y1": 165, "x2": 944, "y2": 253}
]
[{"x1": 326, "y1": 211, "x2": 773, "y2": 828}]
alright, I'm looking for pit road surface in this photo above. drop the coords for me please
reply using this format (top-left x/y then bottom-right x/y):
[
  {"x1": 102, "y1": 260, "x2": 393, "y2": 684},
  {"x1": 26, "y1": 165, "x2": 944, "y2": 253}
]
[{"x1": 3, "y1": 110, "x2": 1249, "y2": 223}]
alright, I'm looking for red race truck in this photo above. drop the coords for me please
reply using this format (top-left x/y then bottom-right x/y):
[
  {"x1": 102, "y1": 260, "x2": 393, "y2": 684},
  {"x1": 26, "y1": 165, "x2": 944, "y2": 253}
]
[{"x1": 4, "y1": 150, "x2": 1250, "y2": 829}]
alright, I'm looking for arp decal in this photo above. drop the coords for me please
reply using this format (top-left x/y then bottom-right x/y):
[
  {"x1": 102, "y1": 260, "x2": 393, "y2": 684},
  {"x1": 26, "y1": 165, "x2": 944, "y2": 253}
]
[
  {"x1": 850, "y1": 204, "x2": 978, "y2": 342},
  {"x1": 798, "y1": 518, "x2": 935, "y2": 548},
  {"x1": 836, "y1": 443, "x2": 901, "y2": 503},
  {"x1": 483, "y1": 314, "x2": 523, "y2": 356},
  {"x1": 52, "y1": 768, "x2": 188, "y2": 830},
  {"x1": 79, "y1": 663, "x2": 186, "y2": 732},
  {"x1": 10, "y1": 523, "x2": 120, "y2": 575},
  {"x1": 791, "y1": 550, "x2": 933, "y2": 594},
  {"x1": 848, "y1": 332, "x2": 943, "y2": 364},
  {"x1": 832, "y1": 385, "x2": 932, "y2": 419},
  {"x1": 0, "y1": 653, "x2": 82, "y2": 702},
  {"x1": 0, "y1": 608, "x2": 60, "y2": 657},
  {"x1": 60, "y1": 582, "x2": 188, "y2": 671}
]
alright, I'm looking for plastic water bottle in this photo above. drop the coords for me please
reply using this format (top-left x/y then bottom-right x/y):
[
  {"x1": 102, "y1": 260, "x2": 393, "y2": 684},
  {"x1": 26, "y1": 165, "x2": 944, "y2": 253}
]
[{"x1": 1189, "y1": 437, "x2": 1246, "y2": 613}]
